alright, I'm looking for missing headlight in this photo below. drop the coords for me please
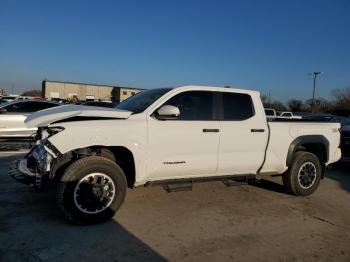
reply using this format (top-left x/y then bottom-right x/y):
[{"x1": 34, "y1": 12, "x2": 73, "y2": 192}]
[
  {"x1": 47, "y1": 126, "x2": 65, "y2": 136},
  {"x1": 39, "y1": 126, "x2": 65, "y2": 139},
  {"x1": 43, "y1": 139, "x2": 61, "y2": 157}
]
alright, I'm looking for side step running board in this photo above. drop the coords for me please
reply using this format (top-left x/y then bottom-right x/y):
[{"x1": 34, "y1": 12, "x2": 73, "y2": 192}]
[
  {"x1": 222, "y1": 176, "x2": 250, "y2": 187},
  {"x1": 163, "y1": 182, "x2": 193, "y2": 193},
  {"x1": 146, "y1": 174, "x2": 258, "y2": 193}
]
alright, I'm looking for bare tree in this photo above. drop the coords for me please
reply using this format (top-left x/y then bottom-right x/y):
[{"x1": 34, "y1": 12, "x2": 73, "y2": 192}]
[
  {"x1": 261, "y1": 94, "x2": 268, "y2": 106},
  {"x1": 305, "y1": 98, "x2": 332, "y2": 113},
  {"x1": 21, "y1": 90, "x2": 42, "y2": 97},
  {"x1": 261, "y1": 95, "x2": 287, "y2": 111},
  {"x1": 331, "y1": 87, "x2": 350, "y2": 109},
  {"x1": 287, "y1": 99, "x2": 304, "y2": 112},
  {"x1": 271, "y1": 101, "x2": 287, "y2": 111}
]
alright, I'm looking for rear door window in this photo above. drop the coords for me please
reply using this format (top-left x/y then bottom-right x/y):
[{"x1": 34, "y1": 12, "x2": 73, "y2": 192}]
[{"x1": 221, "y1": 92, "x2": 254, "y2": 120}]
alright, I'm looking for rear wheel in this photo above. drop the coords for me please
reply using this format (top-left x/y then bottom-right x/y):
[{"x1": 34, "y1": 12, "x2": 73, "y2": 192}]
[
  {"x1": 283, "y1": 151, "x2": 322, "y2": 196},
  {"x1": 56, "y1": 156, "x2": 127, "y2": 224}
]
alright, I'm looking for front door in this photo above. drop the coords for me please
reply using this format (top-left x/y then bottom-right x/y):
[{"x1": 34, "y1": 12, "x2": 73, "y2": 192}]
[{"x1": 147, "y1": 91, "x2": 220, "y2": 180}]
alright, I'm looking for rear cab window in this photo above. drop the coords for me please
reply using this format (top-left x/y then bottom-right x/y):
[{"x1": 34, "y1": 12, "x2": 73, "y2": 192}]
[{"x1": 220, "y1": 92, "x2": 255, "y2": 120}]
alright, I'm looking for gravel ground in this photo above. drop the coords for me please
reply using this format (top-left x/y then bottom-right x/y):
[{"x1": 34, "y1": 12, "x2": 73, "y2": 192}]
[{"x1": 0, "y1": 153, "x2": 349, "y2": 262}]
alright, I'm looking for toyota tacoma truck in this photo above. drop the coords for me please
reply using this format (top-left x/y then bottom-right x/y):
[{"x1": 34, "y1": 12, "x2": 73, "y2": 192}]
[{"x1": 9, "y1": 85, "x2": 341, "y2": 223}]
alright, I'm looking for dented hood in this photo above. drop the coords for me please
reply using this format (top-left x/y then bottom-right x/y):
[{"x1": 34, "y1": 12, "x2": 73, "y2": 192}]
[{"x1": 25, "y1": 105, "x2": 132, "y2": 127}]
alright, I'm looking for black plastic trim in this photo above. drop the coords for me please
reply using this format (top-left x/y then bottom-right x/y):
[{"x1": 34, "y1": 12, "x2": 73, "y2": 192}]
[
  {"x1": 203, "y1": 129, "x2": 220, "y2": 132},
  {"x1": 144, "y1": 174, "x2": 258, "y2": 187},
  {"x1": 286, "y1": 135, "x2": 329, "y2": 166}
]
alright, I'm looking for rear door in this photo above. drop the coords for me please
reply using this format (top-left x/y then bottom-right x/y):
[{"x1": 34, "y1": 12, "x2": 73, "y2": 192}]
[
  {"x1": 147, "y1": 91, "x2": 220, "y2": 180},
  {"x1": 217, "y1": 92, "x2": 268, "y2": 174}
]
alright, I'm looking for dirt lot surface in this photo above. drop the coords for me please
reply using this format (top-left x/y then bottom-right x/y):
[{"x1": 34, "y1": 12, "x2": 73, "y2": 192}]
[{"x1": 1, "y1": 153, "x2": 350, "y2": 262}]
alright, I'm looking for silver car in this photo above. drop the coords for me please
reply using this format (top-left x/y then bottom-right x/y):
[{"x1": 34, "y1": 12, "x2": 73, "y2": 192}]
[{"x1": 0, "y1": 100, "x2": 61, "y2": 138}]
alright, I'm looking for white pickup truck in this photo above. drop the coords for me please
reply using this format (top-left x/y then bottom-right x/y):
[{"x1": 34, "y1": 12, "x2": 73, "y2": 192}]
[{"x1": 10, "y1": 85, "x2": 341, "y2": 223}]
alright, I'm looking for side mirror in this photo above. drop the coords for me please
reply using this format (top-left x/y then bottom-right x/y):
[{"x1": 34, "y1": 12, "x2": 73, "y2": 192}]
[
  {"x1": 156, "y1": 105, "x2": 180, "y2": 120},
  {"x1": 0, "y1": 108, "x2": 7, "y2": 114}
]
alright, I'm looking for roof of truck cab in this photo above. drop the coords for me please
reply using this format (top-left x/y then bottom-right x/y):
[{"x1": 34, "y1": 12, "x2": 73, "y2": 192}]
[{"x1": 173, "y1": 85, "x2": 260, "y2": 95}]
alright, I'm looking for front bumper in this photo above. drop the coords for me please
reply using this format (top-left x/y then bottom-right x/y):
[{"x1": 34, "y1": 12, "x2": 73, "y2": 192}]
[
  {"x1": 9, "y1": 141, "x2": 56, "y2": 188},
  {"x1": 9, "y1": 159, "x2": 39, "y2": 187}
]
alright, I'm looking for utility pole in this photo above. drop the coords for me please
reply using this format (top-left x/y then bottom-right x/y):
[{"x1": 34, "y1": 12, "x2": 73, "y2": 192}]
[{"x1": 309, "y1": 72, "x2": 322, "y2": 113}]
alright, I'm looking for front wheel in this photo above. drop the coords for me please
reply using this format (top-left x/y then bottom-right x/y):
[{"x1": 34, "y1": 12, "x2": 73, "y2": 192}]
[
  {"x1": 56, "y1": 156, "x2": 127, "y2": 224},
  {"x1": 283, "y1": 151, "x2": 322, "y2": 196}
]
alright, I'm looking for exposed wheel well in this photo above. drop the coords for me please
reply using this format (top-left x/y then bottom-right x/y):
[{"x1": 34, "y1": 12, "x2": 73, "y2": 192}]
[
  {"x1": 50, "y1": 146, "x2": 135, "y2": 188},
  {"x1": 287, "y1": 135, "x2": 329, "y2": 168},
  {"x1": 295, "y1": 143, "x2": 327, "y2": 163},
  {"x1": 106, "y1": 146, "x2": 135, "y2": 188},
  {"x1": 286, "y1": 137, "x2": 328, "y2": 179}
]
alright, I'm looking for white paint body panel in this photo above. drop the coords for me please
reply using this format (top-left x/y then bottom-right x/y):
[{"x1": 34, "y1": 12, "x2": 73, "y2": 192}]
[
  {"x1": 147, "y1": 118, "x2": 220, "y2": 179},
  {"x1": 261, "y1": 122, "x2": 341, "y2": 173},
  {"x1": 217, "y1": 92, "x2": 268, "y2": 175},
  {"x1": 26, "y1": 85, "x2": 341, "y2": 186}
]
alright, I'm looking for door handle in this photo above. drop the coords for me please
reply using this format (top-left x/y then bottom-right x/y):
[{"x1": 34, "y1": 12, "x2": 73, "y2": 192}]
[
  {"x1": 251, "y1": 129, "x2": 265, "y2": 133},
  {"x1": 203, "y1": 129, "x2": 220, "y2": 133}
]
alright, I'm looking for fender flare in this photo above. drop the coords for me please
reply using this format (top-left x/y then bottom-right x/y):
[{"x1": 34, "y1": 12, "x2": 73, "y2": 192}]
[{"x1": 286, "y1": 135, "x2": 329, "y2": 167}]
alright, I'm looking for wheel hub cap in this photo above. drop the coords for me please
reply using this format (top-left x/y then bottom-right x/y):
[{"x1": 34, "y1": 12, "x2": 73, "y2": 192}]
[
  {"x1": 297, "y1": 162, "x2": 317, "y2": 189},
  {"x1": 74, "y1": 173, "x2": 116, "y2": 214}
]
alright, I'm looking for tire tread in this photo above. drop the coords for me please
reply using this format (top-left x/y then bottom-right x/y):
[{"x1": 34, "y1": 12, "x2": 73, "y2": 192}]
[{"x1": 282, "y1": 151, "x2": 322, "y2": 196}]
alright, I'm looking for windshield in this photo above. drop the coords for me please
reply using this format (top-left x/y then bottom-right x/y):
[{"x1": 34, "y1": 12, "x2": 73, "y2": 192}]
[{"x1": 116, "y1": 88, "x2": 172, "y2": 113}]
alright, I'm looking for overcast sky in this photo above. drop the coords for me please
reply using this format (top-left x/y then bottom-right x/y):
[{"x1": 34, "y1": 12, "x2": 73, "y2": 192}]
[{"x1": 1, "y1": 0, "x2": 349, "y2": 101}]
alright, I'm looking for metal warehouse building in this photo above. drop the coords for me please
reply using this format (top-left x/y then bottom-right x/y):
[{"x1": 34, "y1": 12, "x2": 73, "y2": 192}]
[{"x1": 42, "y1": 80, "x2": 144, "y2": 103}]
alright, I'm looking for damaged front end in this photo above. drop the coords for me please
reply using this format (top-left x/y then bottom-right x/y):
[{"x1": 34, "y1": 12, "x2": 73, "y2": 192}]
[{"x1": 9, "y1": 127, "x2": 62, "y2": 189}]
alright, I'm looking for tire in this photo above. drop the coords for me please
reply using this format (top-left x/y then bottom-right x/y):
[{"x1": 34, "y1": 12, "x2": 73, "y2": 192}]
[
  {"x1": 56, "y1": 156, "x2": 127, "y2": 224},
  {"x1": 282, "y1": 151, "x2": 322, "y2": 196}
]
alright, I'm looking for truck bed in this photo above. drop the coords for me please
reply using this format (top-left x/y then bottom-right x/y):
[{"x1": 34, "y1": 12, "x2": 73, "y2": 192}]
[{"x1": 261, "y1": 121, "x2": 341, "y2": 174}]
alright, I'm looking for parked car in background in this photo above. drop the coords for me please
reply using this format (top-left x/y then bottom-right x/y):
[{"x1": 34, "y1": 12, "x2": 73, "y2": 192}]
[
  {"x1": 280, "y1": 111, "x2": 293, "y2": 118},
  {"x1": 264, "y1": 108, "x2": 277, "y2": 119},
  {"x1": 17, "y1": 96, "x2": 33, "y2": 100},
  {"x1": 265, "y1": 109, "x2": 302, "y2": 120},
  {"x1": 278, "y1": 111, "x2": 302, "y2": 119},
  {"x1": 80, "y1": 101, "x2": 116, "y2": 108},
  {"x1": 1, "y1": 95, "x2": 19, "y2": 102},
  {"x1": 340, "y1": 125, "x2": 350, "y2": 161},
  {"x1": 303, "y1": 114, "x2": 350, "y2": 161},
  {"x1": 0, "y1": 100, "x2": 61, "y2": 138},
  {"x1": 303, "y1": 114, "x2": 350, "y2": 127},
  {"x1": 0, "y1": 98, "x2": 8, "y2": 105}
]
